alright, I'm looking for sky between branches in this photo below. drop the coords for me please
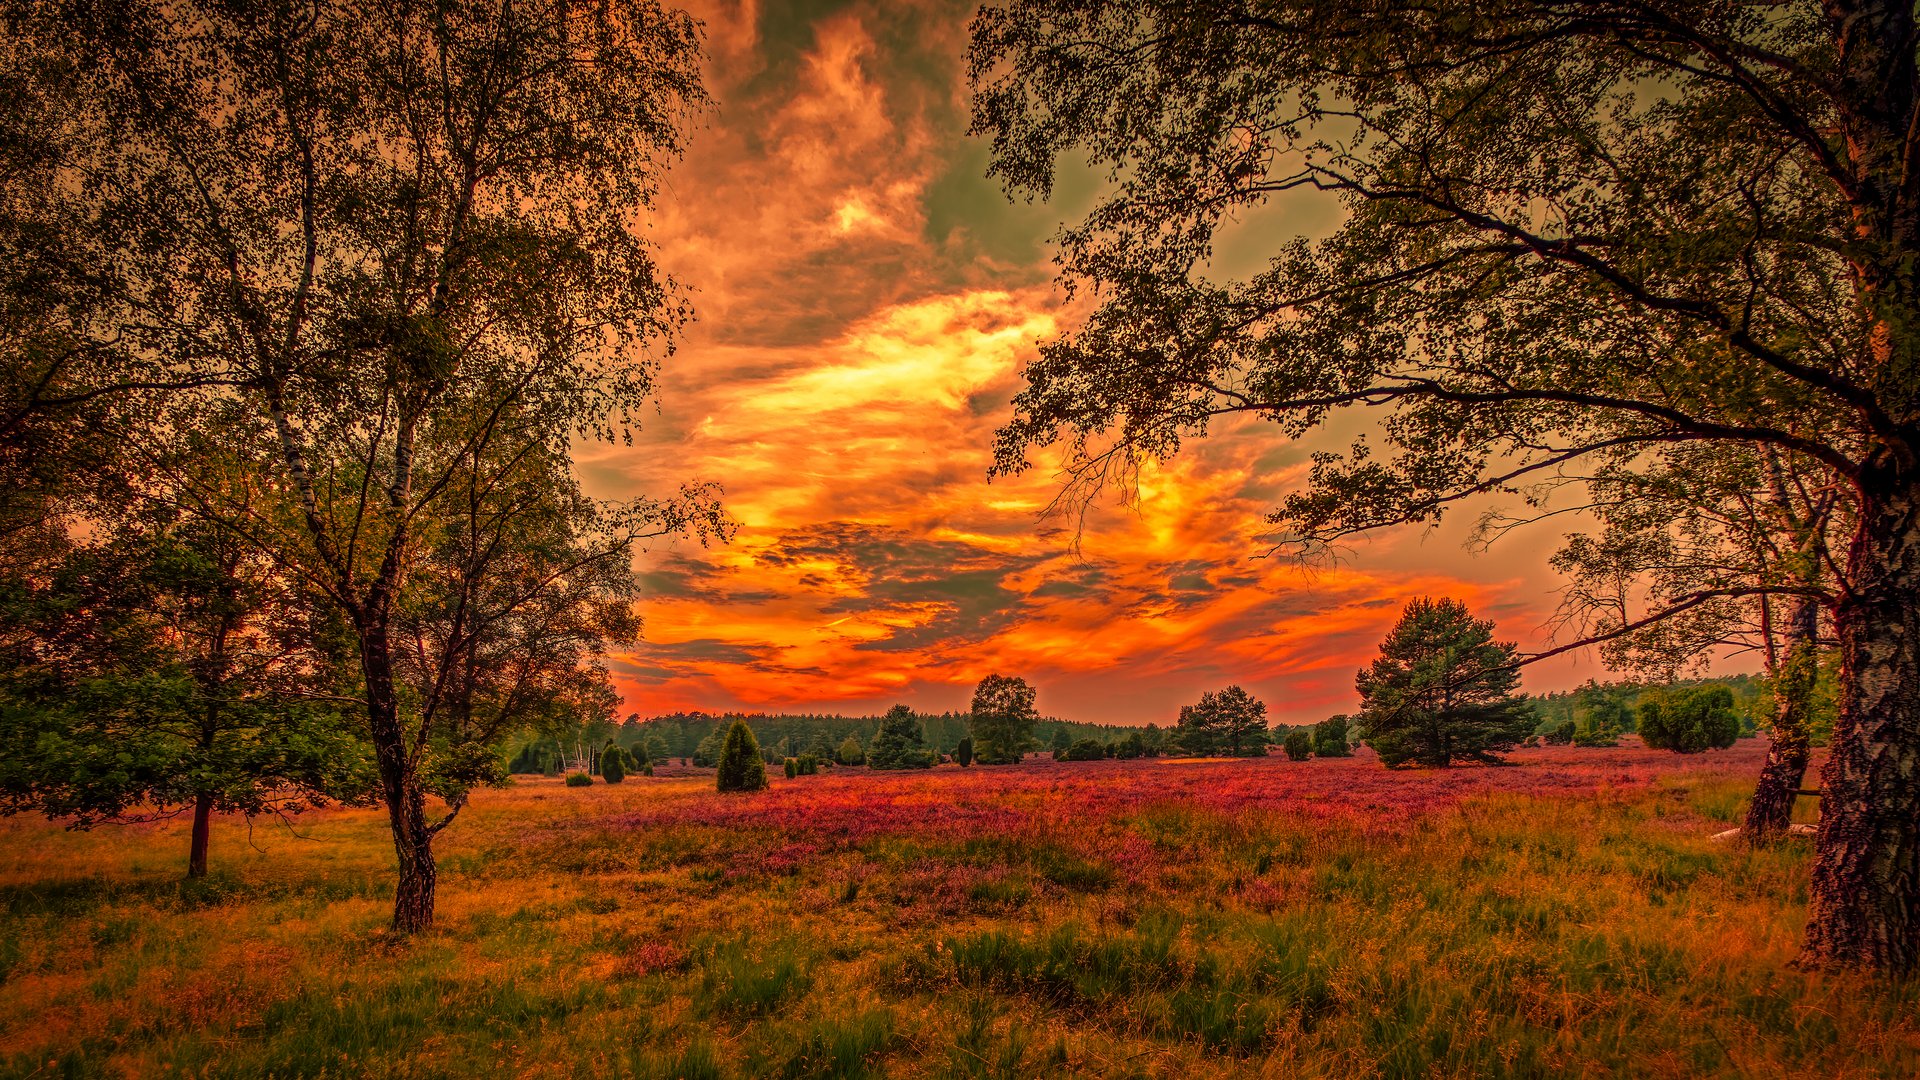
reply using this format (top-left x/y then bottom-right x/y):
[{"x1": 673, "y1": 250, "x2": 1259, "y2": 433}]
[{"x1": 582, "y1": 0, "x2": 1632, "y2": 725}]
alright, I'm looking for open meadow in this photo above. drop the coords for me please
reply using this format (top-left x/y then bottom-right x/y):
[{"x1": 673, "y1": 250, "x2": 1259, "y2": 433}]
[{"x1": 2, "y1": 742, "x2": 1914, "y2": 1080}]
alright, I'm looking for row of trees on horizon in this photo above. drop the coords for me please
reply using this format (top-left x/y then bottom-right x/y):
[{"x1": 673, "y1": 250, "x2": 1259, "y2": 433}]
[{"x1": 537, "y1": 596, "x2": 1761, "y2": 785}]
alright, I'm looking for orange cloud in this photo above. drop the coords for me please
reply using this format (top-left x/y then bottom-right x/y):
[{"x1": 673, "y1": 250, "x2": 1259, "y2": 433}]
[{"x1": 581, "y1": 2, "x2": 1626, "y2": 725}]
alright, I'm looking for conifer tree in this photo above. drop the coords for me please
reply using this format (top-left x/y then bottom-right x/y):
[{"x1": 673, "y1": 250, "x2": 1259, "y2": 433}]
[
  {"x1": 716, "y1": 720, "x2": 767, "y2": 793},
  {"x1": 1357, "y1": 599, "x2": 1533, "y2": 767}
]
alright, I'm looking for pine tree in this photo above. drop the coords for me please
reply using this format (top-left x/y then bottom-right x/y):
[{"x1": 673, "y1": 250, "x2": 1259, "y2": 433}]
[
  {"x1": 867, "y1": 704, "x2": 932, "y2": 769},
  {"x1": 1357, "y1": 598, "x2": 1533, "y2": 767},
  {"x1": 715, "y1": 720, "x2": 767, "y2": 793}
]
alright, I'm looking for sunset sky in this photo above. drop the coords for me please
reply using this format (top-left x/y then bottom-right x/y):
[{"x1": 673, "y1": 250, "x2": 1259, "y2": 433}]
[{"x1": 581, "y1": 0, "x2": 1647, "y2": 726}]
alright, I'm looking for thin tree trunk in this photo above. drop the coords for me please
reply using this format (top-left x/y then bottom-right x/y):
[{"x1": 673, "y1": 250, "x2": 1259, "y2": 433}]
[
  {"x1": 363, "y1": 617, "x2": 436, "y2": 934},
  {"x1": 1743, "y1": 595, "x2": 1817, "y2": 842},
  {"x1": 187, "y1": 791, "x2": 213, "y2": 878},
  {"x1": 1803, "y1": 471, "x2": 1920, "y2": 971}
]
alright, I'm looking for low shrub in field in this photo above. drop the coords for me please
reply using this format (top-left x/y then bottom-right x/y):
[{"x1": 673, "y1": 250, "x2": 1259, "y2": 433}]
[
  {"x1": 784, "y1": 758, "x2": 798, "y2": 779},
  {"x1": 642, "y1": 763, "x2": 654, "y2": 776},
  {"x1": 1544, "y1": 720, "x2": 1577, "y2": 745},
  {"x1": 1283, "y1": 730, "x2": 1313, "y2": 761},
  {"x1": 564, "y1": 772, "x2": 593, "y2": 788},
  {"x1": 603, "y1": 747, "x2": 628, "y2": 783},
  {"x1": 1055, "y1": 738, "x2": 1106, "y2": 762},
  {"x1": 796, "y1": 754, "x2": 819, "y2": 775},
  {"x1": 836, "y1": 735, "x2": 866, "y2": 766},
  {"x1": 717, "y1": 719, "x2": 769, "y2": 793},
  {"x1": 1313, "y1": 716, "x2": 1353, "y2": 757},
  {"x1": 954, "y1": 736, "x2": 974, "y2": 766},
  {"x1": 1640, "y1": 687, "x2": 1740, "y2": 752},
  {"x1": 1573, "y1": 724, "x2": 1620, "y2": 748}
]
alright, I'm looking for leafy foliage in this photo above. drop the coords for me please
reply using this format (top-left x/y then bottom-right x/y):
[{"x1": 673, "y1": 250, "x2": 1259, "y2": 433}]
[
  {"x1": 0, "y1": 513, "x2": 373, "y2": 871},
  {"x1": 1313, "y1": 717, "x2": 1353, "y2": 758},
  {"x1": 1054, "y1": 738, "x2": 1108, "y2": 762},
  {"x1": 835, "y1": 736, "x2": 866, "y2": 767},
  {"x1": 1357, "y1": 599, "x2": 1532, "y2": 768},
  {"x1": 970, "y1": 675, "x2": 1039, "y2": 764},
  {"x1": 1176, "y1": 686, "x2": 1269, "y2": 757},
  {"x1": 1282, "y1": 730, "x2": 1313, "y2": 762},
  {"x1": 717, "y1": 720, "x2": 768, "y2": 794},
  {"x1": 867, "y1": 705, "x2": 933, "y2": 770},
  {"x1": 1640, "y1": 688, "x2": 1741, "y2": 754}
]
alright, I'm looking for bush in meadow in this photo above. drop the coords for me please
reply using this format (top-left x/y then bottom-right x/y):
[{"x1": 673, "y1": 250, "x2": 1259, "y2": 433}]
[
  {"x1": 1639, "y1": 687, "x2": 1740, "y2": 753},
  {"x1": 1282, "y1": 729, "x2": 1313, "y2": 761},
  {"x1": 1055, "y1": 737, "x2": 1107, "y2": 762},
  {"x1": 642, "y1": 763, "x2": 654, "y2": 777},
  {"x1": 1543, "y1": 720, "x2": 1576, "y2": 745},
  {"x1": 716, "y1": 719, "x2": 768, "y2": 793},
  {"x1": 1572, "y1": 724, "x2": 1620, "y2": 748},
  {"x1": 954, "y1": 736, "x2": 974, "y2": 767},
  {"x1": 603, "y1": 749, "x2": 628, "y2": 783},
  {"x1": 783, "y1": 758, "x2": 797, "y2": 779},
  {"x1": 565, "y1": 771, "x2": 594, "y2": 788},
  {"x1": 693, "y1": 729, "x2": 724, "y2": 767},
  {"x1": 835, "y1": 735, "x2": 866, "y2": 766},
  {"x1": 1313, "y1": 716, "x2": 1353, "y2": 758},
  {"x1": 868, "y1": 704, "x2": 935, "y2": 769}
]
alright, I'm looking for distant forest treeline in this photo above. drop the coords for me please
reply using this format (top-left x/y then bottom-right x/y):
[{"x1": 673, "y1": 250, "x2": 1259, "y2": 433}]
[{"x1": 508, "y1": 669, "x2": 1809, "y2": 773}]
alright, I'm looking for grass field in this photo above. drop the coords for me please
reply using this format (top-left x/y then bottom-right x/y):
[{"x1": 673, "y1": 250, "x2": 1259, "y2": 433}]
[{"x1": 1, "y1": 741, "x2": 1915, "y2": 1079}]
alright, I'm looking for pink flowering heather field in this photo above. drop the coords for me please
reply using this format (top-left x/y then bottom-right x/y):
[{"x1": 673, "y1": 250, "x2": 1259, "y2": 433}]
[{"x1": 3, "y1": 742, "x2": 1917, "y2": 1078}]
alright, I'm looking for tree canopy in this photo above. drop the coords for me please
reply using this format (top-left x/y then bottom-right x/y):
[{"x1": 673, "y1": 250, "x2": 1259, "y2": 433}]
[
  {"x1": 1, "y1": 0, "x2": 724, "y2": 933},
  {"x1": 1175, "y1": 685, "x2": 1270, "y2": 756},
  {"x1": 1356, "y1": 599, "x2": 1533, "y2": 767},
  {"x1": 970, "y1": 0, "x2": 1920, "y2": 973},
  {"x1": 969, "y1": 674, "x2": 1040, "y2": 764}
]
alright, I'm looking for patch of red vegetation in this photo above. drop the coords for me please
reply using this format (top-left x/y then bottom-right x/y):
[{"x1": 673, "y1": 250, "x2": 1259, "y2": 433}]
[{"x1": 581, "y1": 741, "x2": 1772, "y2": 886}]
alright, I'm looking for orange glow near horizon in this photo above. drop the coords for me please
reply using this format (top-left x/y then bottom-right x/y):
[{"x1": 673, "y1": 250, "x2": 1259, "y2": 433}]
[{"x1": 581, "y1": 0, "x2": 1638, "y2": 725}]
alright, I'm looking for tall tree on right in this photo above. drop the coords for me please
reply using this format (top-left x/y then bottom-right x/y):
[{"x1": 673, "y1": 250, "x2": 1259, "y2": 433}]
[
  {"x1": 969, "y1": 674, "x2": 1039, "y2": 764},
  {"x1": 971, "y1": 0, "x2": 1920, "y2": 972},
  {"x1": 1356, "y1": 599, "x2": 1533, "y2": 768}
]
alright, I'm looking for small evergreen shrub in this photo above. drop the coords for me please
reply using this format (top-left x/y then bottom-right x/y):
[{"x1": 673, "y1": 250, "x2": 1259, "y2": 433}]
[
  {"x1": 717, "y1": 719, "x2": 769, "y2": 793},
  {"x1": 1639, "y1": 687, "x2": 1740, "y2": 752},
  {"x1": 1282, "y1": 729, "x2": 1313, "y2": 761},
  {"x1": 797, "y1": 754, "x2": 819, "y2": 775},
  {"x1": 642, "y1": 763, "x2": 654, "y2": 777},
  {"x1": 1313, "y1": 716, "x2": 1353, "y2": 757},
  {"x1": 784, "y1": 758, "x2": 797, "y2": 779},
  {"x1": 954, "y1": 736, "x2": 974, "y2": 767},
  {"x1": 1054, "y1": 737, "x2": 1107, "y2": 762},
  {"x1": 603, "y1": 750, "x2": 627, "y2": 783},
  {"x1": 565, "y1": 771, "x2": 593, "y2": 788}
]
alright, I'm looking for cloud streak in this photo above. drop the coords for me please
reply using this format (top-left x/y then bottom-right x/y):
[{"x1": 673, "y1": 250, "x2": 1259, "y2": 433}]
[{"x1": 583, "y1": 1, "x2": 1611, "y2": 724}]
